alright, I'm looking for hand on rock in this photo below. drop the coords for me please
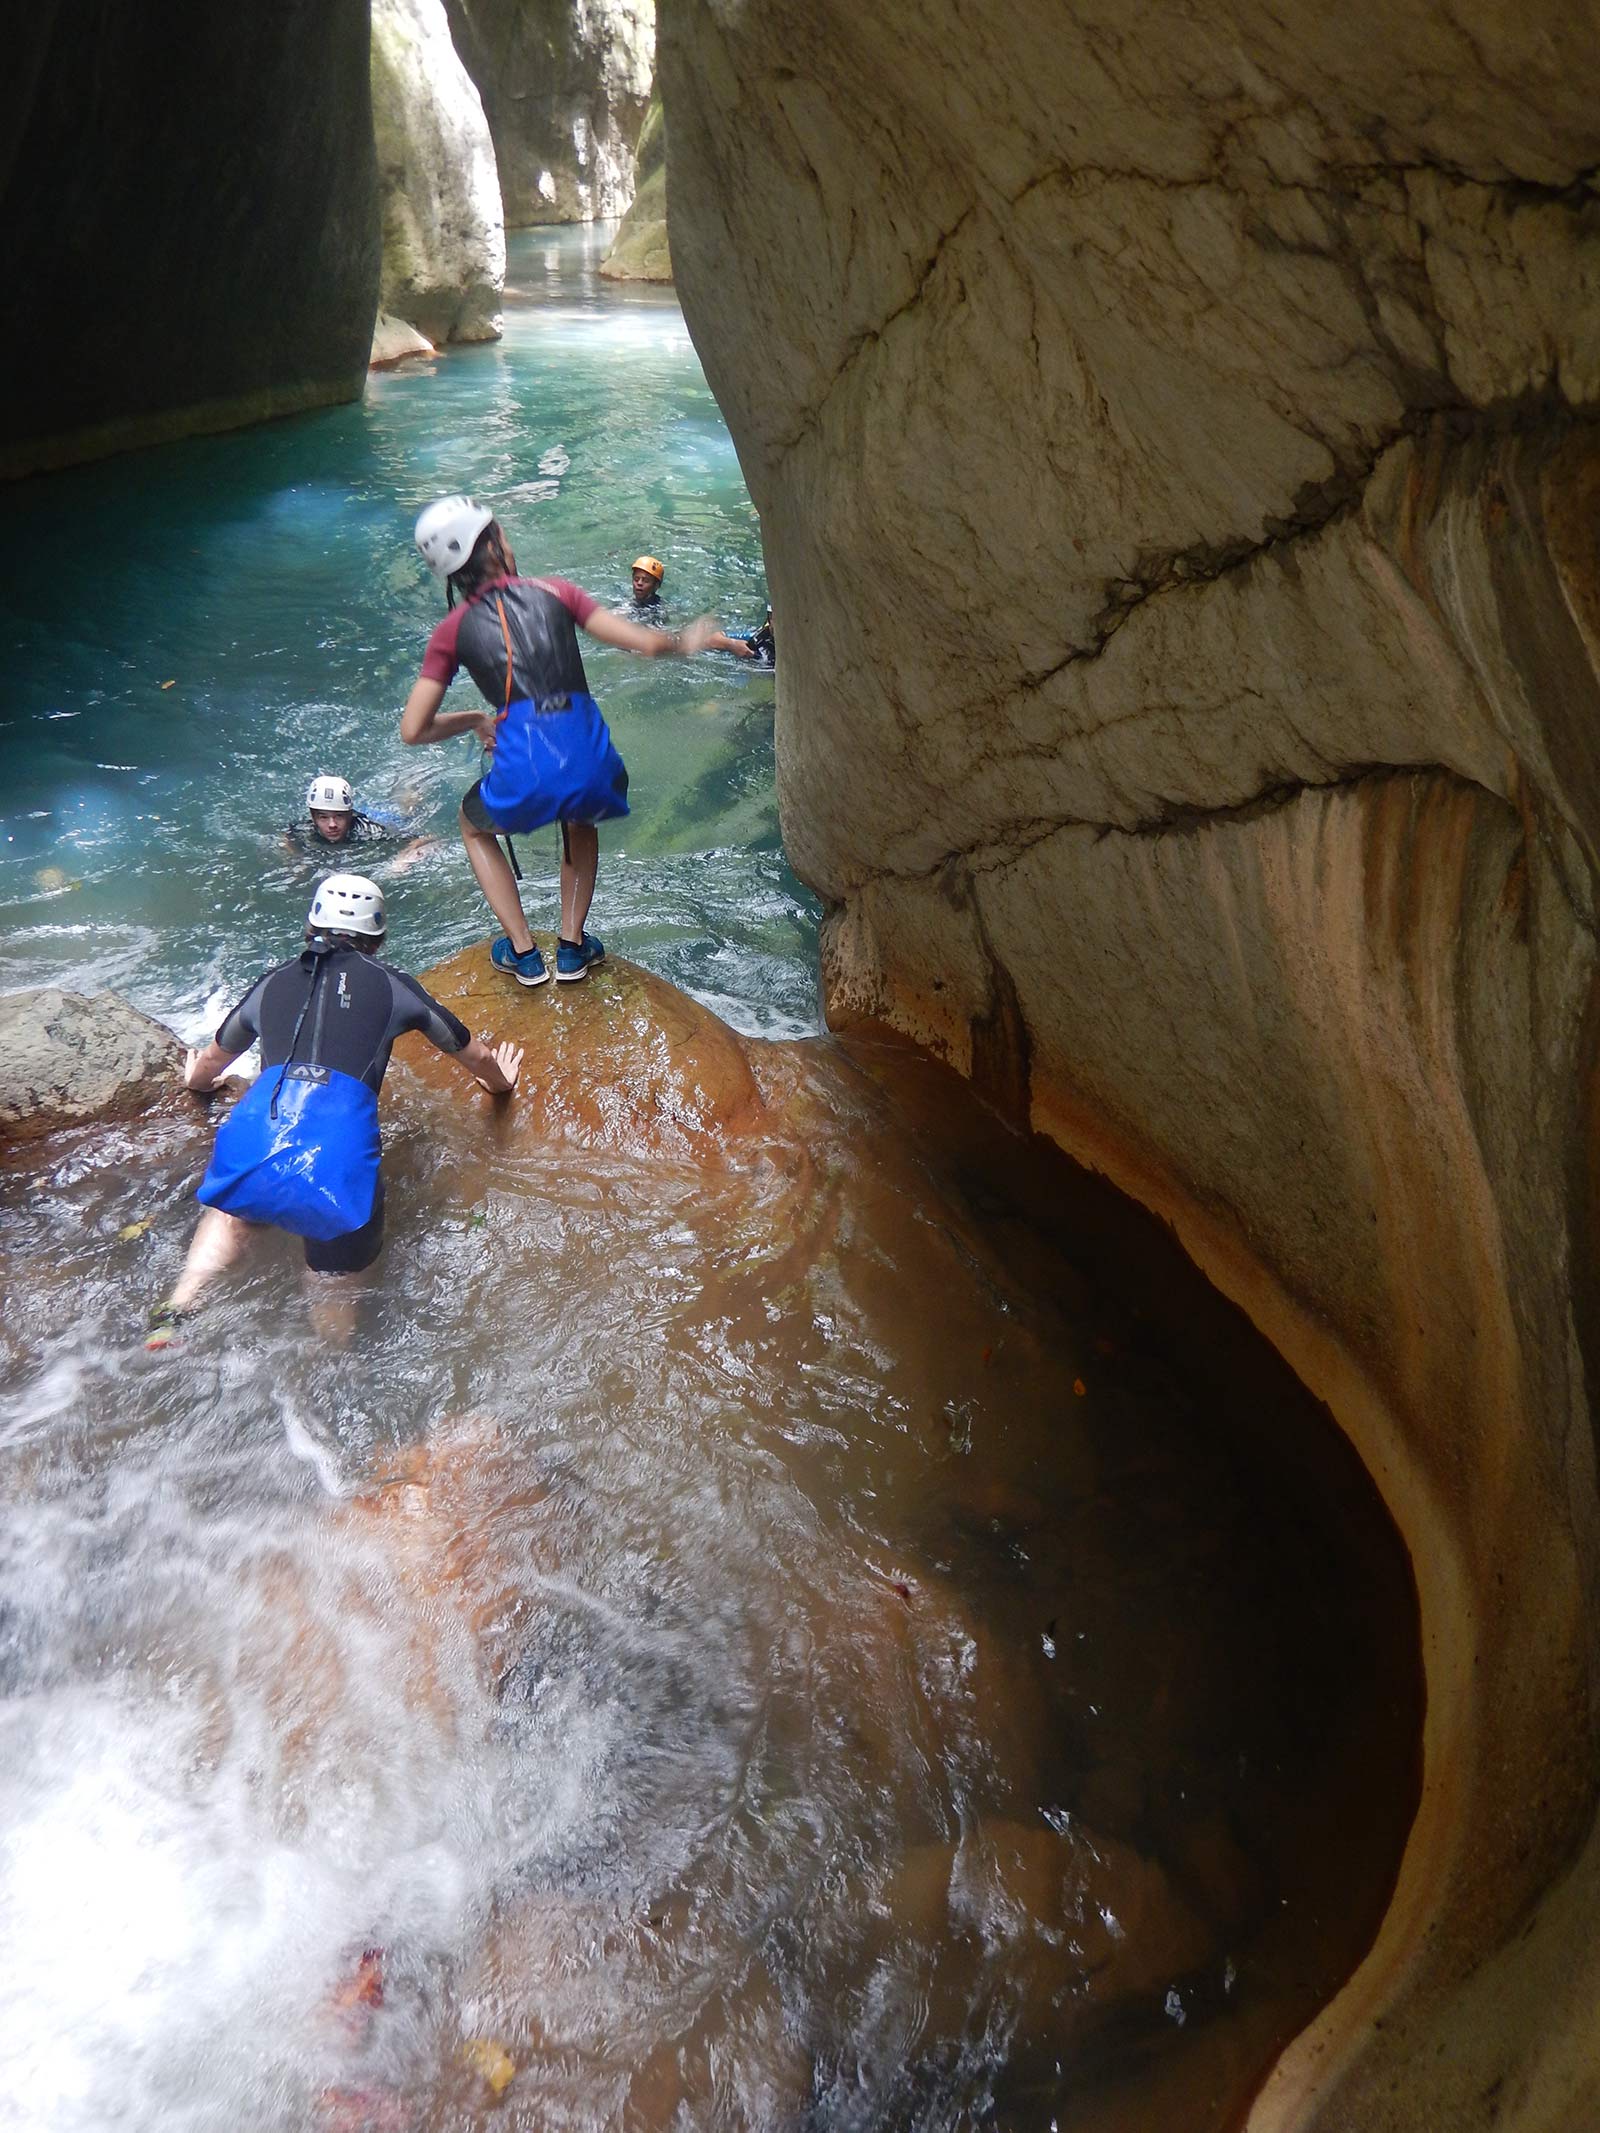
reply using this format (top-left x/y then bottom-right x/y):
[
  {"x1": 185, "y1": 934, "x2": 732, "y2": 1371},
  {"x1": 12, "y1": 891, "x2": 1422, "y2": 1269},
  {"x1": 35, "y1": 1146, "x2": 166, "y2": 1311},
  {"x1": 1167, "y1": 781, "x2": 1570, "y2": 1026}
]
[
  {"x1": 183, "y1": 1049, "x2": 212, "y2": 1092},
  {"x1": 491, "y1": 1040, "x2": 524, "y2": 1093}
]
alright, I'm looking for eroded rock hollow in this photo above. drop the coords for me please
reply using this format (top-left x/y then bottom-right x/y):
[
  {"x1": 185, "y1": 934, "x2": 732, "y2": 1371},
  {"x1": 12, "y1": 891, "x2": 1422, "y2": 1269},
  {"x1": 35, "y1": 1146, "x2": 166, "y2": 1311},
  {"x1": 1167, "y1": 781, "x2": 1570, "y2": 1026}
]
[{"x1": 661, "y1": 4, "x2": 1600, "y2": 2127}]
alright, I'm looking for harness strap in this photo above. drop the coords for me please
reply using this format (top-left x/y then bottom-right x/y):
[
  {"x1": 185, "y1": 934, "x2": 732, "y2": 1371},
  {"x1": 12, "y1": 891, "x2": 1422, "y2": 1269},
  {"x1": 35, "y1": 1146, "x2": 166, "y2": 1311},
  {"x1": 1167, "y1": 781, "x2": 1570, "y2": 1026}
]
[
  {"x1": 494, "y1": 594, "x2": 514, "y2": 723},
  {"x1": 491, "y1": 592, "x2": 523, "y2": 879},
  {"x1": 269, "y1": 951, "x2": 327, "y2": 1121}
]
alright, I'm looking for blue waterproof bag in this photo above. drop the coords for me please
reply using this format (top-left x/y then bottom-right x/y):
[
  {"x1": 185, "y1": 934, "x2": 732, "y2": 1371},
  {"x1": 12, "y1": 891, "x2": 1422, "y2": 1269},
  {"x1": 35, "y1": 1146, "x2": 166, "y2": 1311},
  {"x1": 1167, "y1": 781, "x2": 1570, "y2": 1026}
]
[
  {"x1": 479, "y1": 691, "x2": 630, "y2": 834},
  {"x1": 197, "y1": 1062, "x2": 380, "y2": 1241}
]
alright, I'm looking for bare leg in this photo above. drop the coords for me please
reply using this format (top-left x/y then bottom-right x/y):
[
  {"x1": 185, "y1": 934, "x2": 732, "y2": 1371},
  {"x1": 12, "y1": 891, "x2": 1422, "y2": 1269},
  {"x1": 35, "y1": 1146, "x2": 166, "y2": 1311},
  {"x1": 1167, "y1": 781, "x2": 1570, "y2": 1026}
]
[
  {"x1": 304, "y1": 1267, "x2": 370, "y2": 1348},
  {"x1": 559, "y1": 822, "x2": 599, "y2": 942},
  {"x1": 167, "y1": 1207, "x2": 256, "y2": 1313},
  {"x1": 460, "y1": 806, "x2": 535, "y2": 953}
]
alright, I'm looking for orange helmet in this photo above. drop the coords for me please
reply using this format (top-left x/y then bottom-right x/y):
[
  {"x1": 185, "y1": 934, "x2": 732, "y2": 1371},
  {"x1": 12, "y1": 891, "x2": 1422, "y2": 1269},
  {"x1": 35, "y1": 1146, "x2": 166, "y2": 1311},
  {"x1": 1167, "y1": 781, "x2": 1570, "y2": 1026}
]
[{"x1": 631, "y1": 555, "x2": 665, "y2": 582}]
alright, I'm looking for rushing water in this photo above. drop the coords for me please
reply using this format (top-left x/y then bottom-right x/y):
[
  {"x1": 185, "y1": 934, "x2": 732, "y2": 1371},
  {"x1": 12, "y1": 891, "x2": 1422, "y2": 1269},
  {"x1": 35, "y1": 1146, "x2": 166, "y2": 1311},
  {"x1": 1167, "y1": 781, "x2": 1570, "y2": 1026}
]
[{"x1": 0, "y1": 232, "x2": 1421, "y2": 2132}]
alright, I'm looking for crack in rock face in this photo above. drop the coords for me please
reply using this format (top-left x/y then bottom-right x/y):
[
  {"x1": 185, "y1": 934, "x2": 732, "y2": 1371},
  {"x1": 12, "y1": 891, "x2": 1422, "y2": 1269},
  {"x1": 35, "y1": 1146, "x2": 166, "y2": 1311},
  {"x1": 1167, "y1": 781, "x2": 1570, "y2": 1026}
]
[{"x1": 661, "y1": 4, "x2": 1600, "y2": 2129}]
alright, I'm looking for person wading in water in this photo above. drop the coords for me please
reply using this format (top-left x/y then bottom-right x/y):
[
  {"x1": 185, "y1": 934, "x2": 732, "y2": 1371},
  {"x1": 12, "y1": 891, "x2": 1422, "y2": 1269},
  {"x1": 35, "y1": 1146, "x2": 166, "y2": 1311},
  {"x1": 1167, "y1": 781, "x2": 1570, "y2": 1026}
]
[
  {"x1": 148, "y1": 874, "x2": 522, "y2": 1348},
  {"x1": 401, "y1": 497, "x2": 719, "y2": 986}
]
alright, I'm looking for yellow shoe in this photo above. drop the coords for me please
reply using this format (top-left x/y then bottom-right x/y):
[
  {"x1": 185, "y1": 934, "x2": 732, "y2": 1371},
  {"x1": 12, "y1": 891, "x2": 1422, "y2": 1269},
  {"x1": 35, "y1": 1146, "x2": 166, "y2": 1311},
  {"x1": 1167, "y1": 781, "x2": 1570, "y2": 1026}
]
[{"x1": 144, "y1": 1303, "x2": 186, "y2": 1353}]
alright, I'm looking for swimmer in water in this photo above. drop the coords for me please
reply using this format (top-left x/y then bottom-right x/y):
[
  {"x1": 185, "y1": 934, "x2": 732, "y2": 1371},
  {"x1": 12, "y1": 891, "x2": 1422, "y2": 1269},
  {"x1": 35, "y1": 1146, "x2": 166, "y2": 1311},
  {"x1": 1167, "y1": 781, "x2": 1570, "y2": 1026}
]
[
  {"x1": 148, "y1": 874, "x2": 522, "y2": 1349},
  {"x1": 626, "y1": 554, "x2": 762, "y2": 658},
  {"x1": 627, "y1": 554, "x2": 670, "y2": 622},
  {"x1": 402, "y1": 497, "x2": 724, "y2": 986},
  {"x1": 285, "y1": 774, "x2": 436, "y2": 873}
]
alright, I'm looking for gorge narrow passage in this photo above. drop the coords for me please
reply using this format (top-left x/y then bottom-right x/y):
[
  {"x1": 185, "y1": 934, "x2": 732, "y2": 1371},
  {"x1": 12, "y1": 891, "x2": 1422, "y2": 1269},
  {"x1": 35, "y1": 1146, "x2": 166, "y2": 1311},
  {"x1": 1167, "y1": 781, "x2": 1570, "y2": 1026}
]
[{"x1": 1, "y1": 228, "x2": 1421, "y2": 2133}]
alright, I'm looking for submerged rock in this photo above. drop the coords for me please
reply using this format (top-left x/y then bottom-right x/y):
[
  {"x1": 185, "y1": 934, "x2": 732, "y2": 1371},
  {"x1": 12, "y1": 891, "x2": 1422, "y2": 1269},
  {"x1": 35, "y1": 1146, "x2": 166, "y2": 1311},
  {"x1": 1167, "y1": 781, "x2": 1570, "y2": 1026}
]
[
  {"x1": 371, "y1": 0, "x2": 505, "y2": 346},
  {"x1": 0, "y1": 988, "x2": 180, "y2": 1141},
  {"x1": 396, "y1": 941, "x2": 765, "y2": 1159}
]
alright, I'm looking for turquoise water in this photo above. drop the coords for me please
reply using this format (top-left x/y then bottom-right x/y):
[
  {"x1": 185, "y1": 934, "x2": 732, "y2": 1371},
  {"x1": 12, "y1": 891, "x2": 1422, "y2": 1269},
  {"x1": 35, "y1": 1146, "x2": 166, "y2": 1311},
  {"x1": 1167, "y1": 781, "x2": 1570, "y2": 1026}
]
[
  {"x1": 0, "y1": 224, "x2": 813, "y2": 1039},
  {"x1": 0, "y1": 226, "x2": 1424, "y2": 2133}
]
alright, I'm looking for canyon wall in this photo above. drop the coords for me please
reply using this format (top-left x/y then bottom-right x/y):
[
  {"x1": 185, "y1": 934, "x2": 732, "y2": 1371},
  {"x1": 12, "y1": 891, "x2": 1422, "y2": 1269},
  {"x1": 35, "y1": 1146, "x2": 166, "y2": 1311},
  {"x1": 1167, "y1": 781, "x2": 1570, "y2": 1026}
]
[
  {"x1": 661, "y1": 3, "x2": 1600, "y2": 2127},
  {"x1": 443, "y1": 0, "x2": 654, "y2": 225},
  {"x1": 372, "y1": 0, "x2": 505, "y2": 349},
  {"x1": 0, "y1": 3, "x2": 379, "y2": 478},
  {"x1": 600, "y1": 88, "x2": 670, "y2": 281}
]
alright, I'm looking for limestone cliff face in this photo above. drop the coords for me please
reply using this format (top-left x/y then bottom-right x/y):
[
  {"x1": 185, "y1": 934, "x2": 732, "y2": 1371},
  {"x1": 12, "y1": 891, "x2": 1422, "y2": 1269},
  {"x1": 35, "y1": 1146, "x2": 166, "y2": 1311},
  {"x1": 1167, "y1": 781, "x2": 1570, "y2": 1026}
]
[
  {"x1": 662, "y1": 4, "x2": 1600, "y2": 2127},
  {"x1": 372, "y1": 0, "x2": 505, "y2": 347},
  {"x1": 0, "y1": 2, "x2": 379, "y2": 478},
  {"x1": 600, "y1": 88, "x2": 670, "y2": 282},
  {"x1": 443, "y1": 0, "x2": 654, "y2": 226}
]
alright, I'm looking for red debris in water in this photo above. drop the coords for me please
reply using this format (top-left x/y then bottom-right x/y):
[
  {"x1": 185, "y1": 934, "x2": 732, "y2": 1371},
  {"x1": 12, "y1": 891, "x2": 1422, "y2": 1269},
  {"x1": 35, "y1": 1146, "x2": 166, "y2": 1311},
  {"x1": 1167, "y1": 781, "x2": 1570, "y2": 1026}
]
[
  {"x1": 335, "y1": 1948, "x2": 385, "y2": 2010},
  {"x1": 318, "y1": 2089, "x2": 409, "y2": 2132},
  {"x1": 1073, "y1": 1378, "x2": 1087, "y2": 1397},
  {"x1": 980, "y1": 1344, "x2": 993, "y2": 1366}
]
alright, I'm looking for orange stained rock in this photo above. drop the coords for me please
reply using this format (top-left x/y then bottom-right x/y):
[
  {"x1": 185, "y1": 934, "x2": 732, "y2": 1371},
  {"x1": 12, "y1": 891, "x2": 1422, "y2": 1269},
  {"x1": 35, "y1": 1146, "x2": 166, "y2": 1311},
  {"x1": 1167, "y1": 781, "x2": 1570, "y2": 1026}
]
[{"x1": 395, "y1": 942, "x2": 767, "y2": 1160}]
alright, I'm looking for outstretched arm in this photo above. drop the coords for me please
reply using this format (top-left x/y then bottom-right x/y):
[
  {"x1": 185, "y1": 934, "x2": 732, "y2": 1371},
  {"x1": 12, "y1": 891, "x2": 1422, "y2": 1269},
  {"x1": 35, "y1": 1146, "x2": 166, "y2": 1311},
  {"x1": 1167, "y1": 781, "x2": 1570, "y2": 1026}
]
[
  {"x1": 582, "y1": 608, "x2": 721, "y2": 659},
  {"x1": 400, "y1": 675, "x2": 498, "y2": 748},
  {"x1": 183, "y1": 1041, "x2": 245, "y2": 1092},
  {"x1": 459, "y1": 1036, "x2": 524, "y2": 1095},
  {"x1": 387, "y1": 836, "x2": 440, "y2": 874}
]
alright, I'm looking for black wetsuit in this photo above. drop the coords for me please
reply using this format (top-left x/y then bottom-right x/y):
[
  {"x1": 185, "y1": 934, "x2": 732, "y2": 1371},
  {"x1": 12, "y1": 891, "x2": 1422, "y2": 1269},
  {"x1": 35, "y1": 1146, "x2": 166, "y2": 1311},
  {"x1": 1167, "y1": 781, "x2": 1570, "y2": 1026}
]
[
  {"x1": 216, "y1": 945, "x2": 469, "y2": 1272},
  {"x1": 284, "y1": 813, "x2": 396, "y2": 853}
]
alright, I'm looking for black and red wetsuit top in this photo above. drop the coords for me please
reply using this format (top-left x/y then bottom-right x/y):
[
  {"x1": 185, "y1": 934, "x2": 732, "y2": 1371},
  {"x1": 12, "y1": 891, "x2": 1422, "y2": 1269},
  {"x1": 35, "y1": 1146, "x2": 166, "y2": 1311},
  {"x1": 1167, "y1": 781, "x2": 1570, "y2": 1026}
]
[{"x1": 420, "y1": 576, "x2": 599, "y2": 708}]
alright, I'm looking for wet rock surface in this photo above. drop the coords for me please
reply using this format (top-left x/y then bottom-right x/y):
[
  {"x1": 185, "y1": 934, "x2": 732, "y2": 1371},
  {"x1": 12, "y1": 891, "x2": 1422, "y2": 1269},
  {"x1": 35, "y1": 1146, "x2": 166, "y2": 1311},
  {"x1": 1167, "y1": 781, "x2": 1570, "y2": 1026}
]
[
  {"x1": 395, "y1": 941, "x2": 766, "y2": 1159},
  {"x1": 0, "y1": 988, "x2": 181, "y2": 1142},
  {"x1": 0, "y1": 965, "x2": 1420, "y2": 2131},
  {"x1": 660, "y1": 4, "x2": 1600, "y2": 2127}
]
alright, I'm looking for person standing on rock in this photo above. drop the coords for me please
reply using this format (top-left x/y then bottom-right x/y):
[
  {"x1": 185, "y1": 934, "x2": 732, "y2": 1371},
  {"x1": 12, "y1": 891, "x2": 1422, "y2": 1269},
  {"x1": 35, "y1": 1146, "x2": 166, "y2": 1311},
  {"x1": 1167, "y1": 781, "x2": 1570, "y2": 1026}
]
[
  {"x1": 147, "y1": 873, "x2": 522, "y2": 1349},
  {"x1": 402, "y1": 497, "x2": 719, "y2": 986}
]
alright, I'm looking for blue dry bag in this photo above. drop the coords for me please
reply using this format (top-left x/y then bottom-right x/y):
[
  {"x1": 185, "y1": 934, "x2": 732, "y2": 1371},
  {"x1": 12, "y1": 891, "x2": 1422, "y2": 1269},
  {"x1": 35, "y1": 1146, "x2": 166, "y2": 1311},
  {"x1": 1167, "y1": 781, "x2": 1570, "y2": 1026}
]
[
  {"x1": 198, "y1": 1064, "x2": 380, "y2": 1240},
  {"x1": 197, "y1": 954, "x2": 381, "y2": 1240},
  {"x1": 479, "y1": 690, "x2": 630, "y2": 834}
]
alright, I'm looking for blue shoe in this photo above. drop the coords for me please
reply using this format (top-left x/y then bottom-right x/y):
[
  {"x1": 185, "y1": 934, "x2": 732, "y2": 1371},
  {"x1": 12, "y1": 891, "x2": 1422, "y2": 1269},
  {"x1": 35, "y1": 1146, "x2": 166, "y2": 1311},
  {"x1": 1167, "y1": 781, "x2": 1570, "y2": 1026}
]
[
  {"x1": 554, "y1": 933, "x2": 605, "y2": 982},
  {"x1": 490, "y1": 935, "x2": 549, "y2": 988}
]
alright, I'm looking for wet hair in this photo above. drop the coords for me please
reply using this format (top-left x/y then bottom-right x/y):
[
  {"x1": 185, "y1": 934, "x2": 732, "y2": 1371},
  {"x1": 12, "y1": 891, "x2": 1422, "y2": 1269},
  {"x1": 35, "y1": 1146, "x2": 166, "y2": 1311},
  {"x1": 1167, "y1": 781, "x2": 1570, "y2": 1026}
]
[
  {"x1": 304, "y1": 927, "x2": 385, "y2": 955},
  {"x1": 446, "y1": 520, "x2": 518, "y2": 608}
]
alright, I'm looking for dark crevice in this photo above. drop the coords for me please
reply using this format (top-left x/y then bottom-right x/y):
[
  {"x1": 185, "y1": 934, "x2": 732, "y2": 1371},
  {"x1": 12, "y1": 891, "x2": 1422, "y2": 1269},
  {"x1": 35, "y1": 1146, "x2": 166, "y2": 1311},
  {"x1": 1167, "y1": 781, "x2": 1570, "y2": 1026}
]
[
  {"x1": 876, "y1": 762, "x2": 1508, "y2": 892},
  {"x1": 958, "y1": 861, "x2": 1034, "y2": 1132},
  {"x1": 1017, "y1": 395, "x2": 1600, "y2": 694},
  {"x1": 768, "y1": 202, "x2": 979, "y2": 458},
  {"x1": 1008, "y1": 153, "x2": 1600, "y2": 216}
]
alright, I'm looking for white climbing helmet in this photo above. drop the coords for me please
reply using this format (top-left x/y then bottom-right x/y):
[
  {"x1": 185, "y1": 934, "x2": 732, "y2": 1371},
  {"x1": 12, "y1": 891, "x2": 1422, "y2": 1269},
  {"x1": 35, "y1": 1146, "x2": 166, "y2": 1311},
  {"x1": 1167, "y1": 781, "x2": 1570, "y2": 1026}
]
[
  {"x1": 415, "y1": 494, "x2": 493, "y2": 581},
  {"x1": 306, "y1": 773, "x2": 354, "y2": 816},
  {"x1": 307, "y1": 873, "x2": 386, "y2": 939}
]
